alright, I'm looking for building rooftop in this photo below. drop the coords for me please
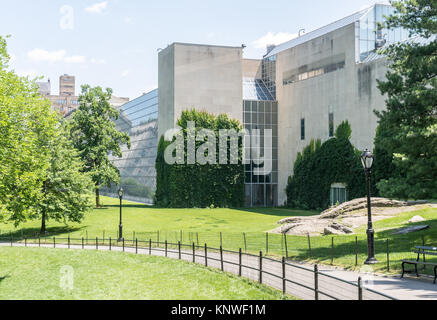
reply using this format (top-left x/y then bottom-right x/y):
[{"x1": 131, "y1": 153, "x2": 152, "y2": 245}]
[{"x1": 265, "y1": 4, "x2": 388, "y2": 58}]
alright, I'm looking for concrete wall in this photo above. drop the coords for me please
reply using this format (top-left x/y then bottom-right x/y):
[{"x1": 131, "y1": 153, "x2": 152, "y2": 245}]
[
  {"x1": 242, "y1": 59, "x2": 262, "y2": 79},
  {"x1": 158, "y1": 43, "x2": 243, "y2": 139},
  {"x1": 158, "y1": 45, "x2": 175, "y2": 139},
  {"x1": 276, "y1": 23, "x2": 388, "y2": 205}
]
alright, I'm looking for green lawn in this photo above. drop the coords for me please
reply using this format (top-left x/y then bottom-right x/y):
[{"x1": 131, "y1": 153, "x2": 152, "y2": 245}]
[
  {"x1": 1, "y1": 196, "x2": 436, "y2": 275},
  {"x1": 0, "y1": 247, "x2": 293, "y2": 300}
]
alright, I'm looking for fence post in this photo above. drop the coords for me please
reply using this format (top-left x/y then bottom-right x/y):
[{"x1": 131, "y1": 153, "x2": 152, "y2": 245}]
[
  {"x1": 284, "y1": 233, "x2": 289, "y2": 259},
  {"x1": 358, "y1": 277, "x2": 363, "y2": 300},
  {"x1": 282, "y1": 257, "x2": 286, "y2": 295},
  {"x1": 165, "y1": 240, "x2": 168, "y2": 257},
  {"x1": 53, "y1": 237, "x2": 56, "y2": 248},
  {"x1": 178, "y1": 241, "x2": 181, "y2": 260},
  {"x1": 266, "y1": 233, "x2": 269, "y2": 255},
  {"x1": 25, "y1": 237, "x2": 27, "y2": 247},
  {"x1": 205, "y1": 244, "x2": 208, "y2": 267},
  {"x1": 307, "y1": 234, "x2": 312, "y2": 258},
  {"x1": 82, "y1": 237, "x2": 84, "y2": 249},
  {"x1": 68, "y1": 235, "x2": 70, "y2": 249},
  {"x1": 386, "y1": 239, "x2": 390, "y2": 272},
  {"x1": 314, "y1": 265, "x2": 319, "y2": 301},
  {"x1": 38, "y1": 235, "x2": 41, "y2": 247},
  {"x1": 10, "y1": 233, "x2": 12, "y2": 247},
  {"x1": 136, "y1": 238, "x2": 138, "y2": 254},
  {"x1": 331, "y1": 237, "x2": 334, "y2": 265},
  {"x1": 192, "y1": 243, "x2": 195, "y2": 263},
  {"x1": 122, "y1": 238, "x2": 125, "y2": 252},
  {"x1": 96, "y1": 237, "x2": 98, "y2": 250},
  {"x1": 243, "y1": 233, "x2": 247, "y2": 252},
  {"x1": 355, "y1": 236, "x2": 358, "y2": 266},
  {"x1": 109, "y1": 237, "x2": 112, "y2": 251},
  {"x1": 422, "y1": 234, "x2": 426, "y2": 270},
  {"x1": 149, "y1": 239, "x2": 152, "y2": 255},
  {"x1": 220, "y1": 246, "x2": 224, "y2": 271},
  {"x1": 220, "y1": 232, "x2": 223, "y2": 248},
  {"x1": 259, "y1": 251, "x2": 263, "y2": 284},
  {"x1": 238, "y1": 248, "x2": 242, "y2": 277}
]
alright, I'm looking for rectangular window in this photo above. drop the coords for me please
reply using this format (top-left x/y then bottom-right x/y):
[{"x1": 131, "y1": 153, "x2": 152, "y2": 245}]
[
  {"x1": 329, "y1": 113, "x2": 334, "y2": 137},
  {"x1": 301, "y1": 118, "x2": 305, "y2": 141}
]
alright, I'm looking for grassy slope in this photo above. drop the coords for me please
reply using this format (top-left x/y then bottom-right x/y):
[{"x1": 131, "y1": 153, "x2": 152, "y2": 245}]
[
  {"x1": 1, "y1": 197, "x2": 436, "y2": 274},
  {"x1": 0, "y1": 247, "x2": 293, "y2": 300}
]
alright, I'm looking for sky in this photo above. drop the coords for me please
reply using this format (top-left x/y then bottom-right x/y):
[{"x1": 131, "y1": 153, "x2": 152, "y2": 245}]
[{"x1": 0, "y1": 0, "x2": 389, "y2": 100}]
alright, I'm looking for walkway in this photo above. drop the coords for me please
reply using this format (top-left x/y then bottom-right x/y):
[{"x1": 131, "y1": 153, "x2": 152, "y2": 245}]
[{"x1": 1, "y1": 241, "x2": 436, "y2": 300}]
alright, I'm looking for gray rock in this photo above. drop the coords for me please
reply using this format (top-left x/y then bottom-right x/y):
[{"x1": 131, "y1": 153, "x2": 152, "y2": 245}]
[
  {"x1": 324, "y1": 227, "x2": 343, "y2": 235},
  {"x1": 408, "y1": 216, "x2": 426, "y2": 223},
  {"x1": 394, "y1": 225, "x2": 430, "y2": 235}
]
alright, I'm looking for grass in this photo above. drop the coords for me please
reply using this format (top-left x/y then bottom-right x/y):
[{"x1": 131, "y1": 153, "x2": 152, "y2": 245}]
[
  {"x1": 1, "y1": 196, "x2": 436, "y2": 275},
  {"x1": 0, "y1": 247, "x2": 294, "y2": 300}
]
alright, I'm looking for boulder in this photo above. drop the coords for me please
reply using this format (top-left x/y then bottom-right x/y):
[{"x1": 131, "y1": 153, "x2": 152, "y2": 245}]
[
  {"x1": 324, "y1": 227, "x2": 344, "y2": 235},
  {"x1": 408, "y1": 216, "x2": 426, "y2": 223},
  {"x1": 394, "y1": 225, "x2": 430, "y2": 235}
]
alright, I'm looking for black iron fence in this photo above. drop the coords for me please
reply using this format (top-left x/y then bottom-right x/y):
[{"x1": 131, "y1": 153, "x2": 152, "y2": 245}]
[{"x1": 0, "y1": 235, "x2": 397, "y2": 300}]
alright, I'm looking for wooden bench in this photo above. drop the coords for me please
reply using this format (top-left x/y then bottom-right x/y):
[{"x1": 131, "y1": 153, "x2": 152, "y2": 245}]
[{"x1": 402, "y1": 246, "x2": 437, "y2": 284}]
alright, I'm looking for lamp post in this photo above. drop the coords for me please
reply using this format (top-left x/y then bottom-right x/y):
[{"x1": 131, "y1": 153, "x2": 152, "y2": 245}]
[
  {"x1": 361, "y1": 149, "x2": 378, "y2": 265},
  {"x1": 118, "y1": 187, "x2": 124, "y2": 242}
]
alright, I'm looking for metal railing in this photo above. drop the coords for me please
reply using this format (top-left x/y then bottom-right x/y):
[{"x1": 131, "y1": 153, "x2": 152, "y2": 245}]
[{"x1": 0, "y1": 235, "x2": 397, "y2": 301}]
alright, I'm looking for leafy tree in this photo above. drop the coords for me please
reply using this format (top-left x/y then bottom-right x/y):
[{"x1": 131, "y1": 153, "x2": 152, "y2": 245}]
[
  {"x1": 375, "y1": 0, "x2": 437, "y2": 199},
  {"x1": 31, "y1": 124, "x2": 94, "y2": 234},
  {"x1": 69, "y1": 85, "x2": 131, "y2": 207},
  {"x1": 0, "y1": 35, "x2": 58, "y2": 226}
]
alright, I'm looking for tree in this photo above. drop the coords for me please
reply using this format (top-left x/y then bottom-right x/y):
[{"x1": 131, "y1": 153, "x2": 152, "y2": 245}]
[
  {"x1": 69, "y1": 85, "x2": 130, "y2": 207},
  {"x1": 31, "y1": 124, "x2": 94, "y2": 234},
  {"x1": 0, "y1": 35, "x2": 58, "y2": 226},
  {"x1": 375, "y1": 0, "x2": 437, "y2": 199}
]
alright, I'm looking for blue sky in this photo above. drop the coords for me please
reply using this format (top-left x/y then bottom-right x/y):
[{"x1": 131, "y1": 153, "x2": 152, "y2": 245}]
[{"x1": 0, "y1": 0, "x2": 388, "y2": 99}]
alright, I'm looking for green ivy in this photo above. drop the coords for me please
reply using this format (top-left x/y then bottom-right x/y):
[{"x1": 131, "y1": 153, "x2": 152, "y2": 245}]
[
  {"x1": 155, "y1": 110, "x2": 245, "y2": 208},
  {"x1": 286, "y1": 122, "x2": 370, "y2": 210}
]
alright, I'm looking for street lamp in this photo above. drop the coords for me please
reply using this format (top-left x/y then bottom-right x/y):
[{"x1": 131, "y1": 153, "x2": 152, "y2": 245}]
[
  {"x1": 361, "y1": 149, "x2": 378, "y2": 265},
  {"x1": 118, "y1": 187, "x2": 124, "y2": 242}
]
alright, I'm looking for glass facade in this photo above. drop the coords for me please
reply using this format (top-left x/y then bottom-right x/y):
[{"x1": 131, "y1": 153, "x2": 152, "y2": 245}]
[
  {"x1": 243, "y1": 99, "x2": 278, "y2": 207},
  {"x1": 102, "y1": 89, "x2": 159, "y2": 204},
  {"x1": 262, "y1": 55, "x2": 277, "y2": 99},
  {"x1": 359, "y1": 4, "x2": 409, "y2": 61}
]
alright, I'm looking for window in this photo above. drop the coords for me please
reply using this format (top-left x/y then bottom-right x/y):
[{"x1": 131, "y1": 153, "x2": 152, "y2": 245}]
[
  {"x1": 301, "y1": 118, "x2": 305, "y2": 141},
  {"x1": 329, "y1": 113, "x2": 334, "y2": 137},
  {"x1": 330, "y1": 183, "x2": 347, "y2": 206}
]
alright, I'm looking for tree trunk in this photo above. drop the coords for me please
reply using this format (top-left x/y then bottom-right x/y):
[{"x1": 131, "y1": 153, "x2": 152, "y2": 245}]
[
  {"x1": 40, "y1": 210, "x2": 46, "y2": 234},
  {"x1": 95, "y1": 185, "x2": 100, "y2": 208}
]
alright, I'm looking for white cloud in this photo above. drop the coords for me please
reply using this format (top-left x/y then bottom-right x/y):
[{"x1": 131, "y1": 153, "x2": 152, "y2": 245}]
[
  {"x1": 121, "y1": 69, "x2": 130, "y2": 77},
  {"x1": 85, "y1": 1, "x2": 108, "y2": 14},
  {"x1": 27, "y1": 49, "x2": 86, "y2": 64},
  {"x1": 252, "y1": 32, "x2": 299, "y2": 49},
  {"x1": 16, "y1": 69, "x2": 39, "y2": 78}
]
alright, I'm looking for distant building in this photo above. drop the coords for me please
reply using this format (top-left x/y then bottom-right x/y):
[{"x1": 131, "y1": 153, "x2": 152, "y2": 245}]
[{"x1": 37, "y1": 74, "x2": 129, "y2": 116}]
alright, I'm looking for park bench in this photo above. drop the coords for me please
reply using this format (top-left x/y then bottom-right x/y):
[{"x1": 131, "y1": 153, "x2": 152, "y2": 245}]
[{"x1": 401, "y1": 246, "x2": 437, "y2": 284}]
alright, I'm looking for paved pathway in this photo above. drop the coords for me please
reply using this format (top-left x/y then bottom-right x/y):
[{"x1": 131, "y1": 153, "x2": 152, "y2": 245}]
[{"x1": 1, "y1": 241, "x2": 436, "y2": 300}]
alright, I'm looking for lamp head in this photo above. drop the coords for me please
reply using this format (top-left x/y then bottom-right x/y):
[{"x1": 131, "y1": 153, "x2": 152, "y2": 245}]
[
  {"x1": 360, "y1": 149, "x2": 374, "y2": 171},
  {"x1": 118, "y1": 187, "x2": 124, "y2": 198}
]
